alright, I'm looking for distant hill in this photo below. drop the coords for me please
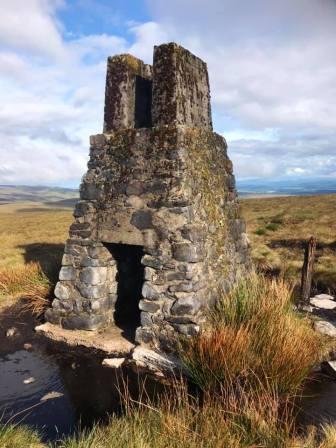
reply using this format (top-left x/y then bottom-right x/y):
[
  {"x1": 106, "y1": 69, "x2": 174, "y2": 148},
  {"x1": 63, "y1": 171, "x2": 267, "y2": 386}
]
[
  {"x1": 0, "y1": 185, "x2": 79, "y2": 207},
  {"x1": 1, "y1": 178, "x2": 336, "y2": 205},
  {"x1": 237, "y1": 177, "x2": 336, "y2": 197}
]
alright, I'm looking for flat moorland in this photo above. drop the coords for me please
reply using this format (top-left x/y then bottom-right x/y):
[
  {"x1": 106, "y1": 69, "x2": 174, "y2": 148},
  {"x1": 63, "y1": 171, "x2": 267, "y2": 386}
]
[{"x1": 241, "y1": 194, "x2": 336, "y2": 293}]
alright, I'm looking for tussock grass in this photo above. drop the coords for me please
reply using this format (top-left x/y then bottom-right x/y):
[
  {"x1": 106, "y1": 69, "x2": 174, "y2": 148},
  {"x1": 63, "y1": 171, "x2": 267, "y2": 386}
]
[
  {"x1": 0, "y1": 262, "x2": 52, "y2": 315},
  {"x1": 181, "y1": 274, "x2": 324, "y2": 395}
]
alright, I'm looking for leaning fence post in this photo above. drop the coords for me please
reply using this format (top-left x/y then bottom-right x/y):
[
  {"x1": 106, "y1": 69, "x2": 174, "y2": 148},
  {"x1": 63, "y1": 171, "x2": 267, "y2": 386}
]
[{"x1": 301, "y1": 236, "x2": 317, "y2": 303}]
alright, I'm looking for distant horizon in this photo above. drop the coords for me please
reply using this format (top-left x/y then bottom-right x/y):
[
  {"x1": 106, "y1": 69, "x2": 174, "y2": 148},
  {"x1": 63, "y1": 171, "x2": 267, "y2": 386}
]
[{"x1": 2, "y1": 175, "x2": 336, "y2": 197}]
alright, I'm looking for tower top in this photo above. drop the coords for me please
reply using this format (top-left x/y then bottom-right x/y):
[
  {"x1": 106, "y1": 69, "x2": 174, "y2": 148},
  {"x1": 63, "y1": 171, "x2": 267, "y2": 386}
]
[{"x1": 103, "y1": 42, "x2": 212, "y2": 132}]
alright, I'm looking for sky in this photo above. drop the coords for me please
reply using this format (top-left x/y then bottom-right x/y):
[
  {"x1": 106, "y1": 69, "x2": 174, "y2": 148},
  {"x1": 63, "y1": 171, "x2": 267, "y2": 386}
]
[{"x1": 0, "y1": 0, "x2": 335, "y2": 187}]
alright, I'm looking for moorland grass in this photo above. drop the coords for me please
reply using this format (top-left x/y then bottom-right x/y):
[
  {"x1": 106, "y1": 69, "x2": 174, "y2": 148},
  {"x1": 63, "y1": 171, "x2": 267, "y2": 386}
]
[
  {"x1": 241, "y1": 194, "x2": 336, "y2": 292},
  {"x1": 0, "y1": 275, "x2": 334, "y2": 447}
]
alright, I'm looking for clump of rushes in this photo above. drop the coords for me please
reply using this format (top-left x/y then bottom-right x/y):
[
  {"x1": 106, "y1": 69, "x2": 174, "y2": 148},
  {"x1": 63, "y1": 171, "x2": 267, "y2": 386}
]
[
  {"x1": 181, "y1": 273, "x2": 325, "y2": 395},
  {"x1": 0, "y1": 422, "x2": 43, "y2": 448},
  {"x1": 0, "y1": 262, "x2": 52, "y2": 316}
]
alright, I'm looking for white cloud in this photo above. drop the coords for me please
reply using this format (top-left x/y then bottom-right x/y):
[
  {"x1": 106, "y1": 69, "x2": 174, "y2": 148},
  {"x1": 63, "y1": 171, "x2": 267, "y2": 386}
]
[
  {"x1": 0, "y1": 0, "x2": 335, "y2": 185},
  {"x1": 0, "y1": 0, "x2": 66, "y2": 60},
  {"x1": 146, "y1": 0, "x2": 336, "y2": 179}
]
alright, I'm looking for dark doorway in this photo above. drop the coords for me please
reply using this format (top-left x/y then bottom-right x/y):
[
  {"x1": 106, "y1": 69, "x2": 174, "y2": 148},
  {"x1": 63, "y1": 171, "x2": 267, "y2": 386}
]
[
  {"x1": 104, "y1": 243, "x2": 144, "y2": 338},
  {"x1": 134, "y1": 75, "x2": 152, "y2": 128}
]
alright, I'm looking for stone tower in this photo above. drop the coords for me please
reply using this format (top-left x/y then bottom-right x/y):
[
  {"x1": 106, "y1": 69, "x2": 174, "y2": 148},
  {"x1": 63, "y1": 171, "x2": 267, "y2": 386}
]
[{"x1": 45, "y1": 43, "x2": 250, "y2": 350}]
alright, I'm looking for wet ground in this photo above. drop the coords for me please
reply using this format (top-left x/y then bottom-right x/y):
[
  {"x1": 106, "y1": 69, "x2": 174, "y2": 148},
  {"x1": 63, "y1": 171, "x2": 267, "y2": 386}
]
[
  {"x1": 2, "y1": 300, "x2": 336, "y2": 443},
  {"x1": 0, "y1": 301, "x2": 165, "y2": 443}
]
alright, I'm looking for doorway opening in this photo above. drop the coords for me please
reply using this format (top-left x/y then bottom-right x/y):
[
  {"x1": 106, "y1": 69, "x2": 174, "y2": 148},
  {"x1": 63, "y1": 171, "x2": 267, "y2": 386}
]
[{"x1": 104, "y1": 243, "x2": 144, "y2": 340}]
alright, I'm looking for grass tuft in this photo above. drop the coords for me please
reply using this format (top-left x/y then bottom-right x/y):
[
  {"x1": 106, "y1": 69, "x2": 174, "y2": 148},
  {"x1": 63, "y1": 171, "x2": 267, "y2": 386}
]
[
  {"x1": 0, "y1": 263, "x2": 52, "y2": 316},
  {"x1": 181, "y1": 274, "x2": 325, "y2": 395}
]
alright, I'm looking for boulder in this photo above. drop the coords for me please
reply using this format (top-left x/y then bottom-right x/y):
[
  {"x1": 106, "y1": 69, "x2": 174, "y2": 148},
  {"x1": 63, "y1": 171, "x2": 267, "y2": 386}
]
[{"x1": 314, "y1": 320, "x2": 336, "y2": 338}]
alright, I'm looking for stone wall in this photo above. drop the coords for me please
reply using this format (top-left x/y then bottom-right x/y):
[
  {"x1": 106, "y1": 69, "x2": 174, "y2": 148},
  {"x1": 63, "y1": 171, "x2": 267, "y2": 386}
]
[{"x1": 45, "y1": 42, "x2": 250, "y2": 351}]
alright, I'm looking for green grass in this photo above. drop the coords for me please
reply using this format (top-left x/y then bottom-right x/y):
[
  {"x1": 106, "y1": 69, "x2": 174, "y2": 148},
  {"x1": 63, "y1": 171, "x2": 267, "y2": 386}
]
[
  {"x1": 0, "y1": 422, "x2": 43, "y2": 447},
  {"x1": 241, "y1": 194, "x2": 336, "y2": 292}
]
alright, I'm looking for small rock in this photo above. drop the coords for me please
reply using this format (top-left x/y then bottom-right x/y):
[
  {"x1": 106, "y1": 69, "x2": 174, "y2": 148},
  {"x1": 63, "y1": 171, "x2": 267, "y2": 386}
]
[
  {"x1": 321, "y1": 361, "x2": 336, "y2": 379},
  {"x1": 40, "y1": 391, "x2": 64, "y2": 401},
  {"x1": 314, "y1": 320, "x2": 336, "y2": 338},
  {"x1": 23, "y1": 343, "x2": 33, "y2": 350},
  {"x1": 314, "y1": 294, "x2": 335, "y2": 301},
  {"x1": 310, "y1": 296, "x2": 336, "y2": 310},
  {"x1": 23, "y1": 377, "x2": 35, "y2": 384},
  {"x1": 102, "y1": 358, "x2": 125, "y2": 368},
  {"x1": 6, "y1": 327, "x2": 18, "y2": 338}
]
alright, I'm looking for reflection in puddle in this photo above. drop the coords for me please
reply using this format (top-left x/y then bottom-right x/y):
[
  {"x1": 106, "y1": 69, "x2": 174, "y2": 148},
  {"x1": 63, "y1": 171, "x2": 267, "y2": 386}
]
[
  {"x1": 296, "y1": 374, "x2": 336, "y2": 428},
  {"x1": 0, "y1": 344, "x2": 164, "y2": 442}
]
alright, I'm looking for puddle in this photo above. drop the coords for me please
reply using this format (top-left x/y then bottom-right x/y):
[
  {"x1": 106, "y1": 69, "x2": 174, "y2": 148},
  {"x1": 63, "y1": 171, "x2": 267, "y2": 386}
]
[
  {"x1": 296, "y1": 373, "x2": 336, "y2": 428},
  {"x1": 0, "y1": 342, "x2": 164, "y2": 442}
]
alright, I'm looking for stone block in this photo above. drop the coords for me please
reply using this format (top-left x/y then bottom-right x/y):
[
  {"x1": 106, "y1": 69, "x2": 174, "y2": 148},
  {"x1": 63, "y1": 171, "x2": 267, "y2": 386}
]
[
  {"x1": 59, "y1": 267, "x2": 76, "y2": 281},
  {"x1": 54, "y1": 282, "x2": 71, "y2": 301},
  {"x1": 62, "y1": 313, "x2": 108, "y2": 331},
  {"x1": 142, "y1": 282, "x2": 160, "y2": 300},
  {"x1": 172, "y1": 243, "x2": 204, "y2": 262},
  {"x1": 76, "y1": 283, "x2": 107, "y2": 300},
  {"x1": 79, "y1": 267, "x2": 107, "y2": 285},
  {"x1": 140, "y1": 312, "x2": 153, "y2": 326},
  {"x1": 131, "y1": 210, "x2": 153, "y2": 230},
  {"x1": 139, "y1": 300, "x2": 161, "y2": 313},
  {"x1": 171, "y1": 295, "x2": 201, "y2": 315}
]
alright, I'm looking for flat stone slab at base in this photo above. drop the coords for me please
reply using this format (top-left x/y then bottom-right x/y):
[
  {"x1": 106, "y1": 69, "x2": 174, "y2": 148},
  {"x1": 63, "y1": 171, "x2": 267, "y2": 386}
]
[
  {"x1": 132, "y1": 346, "x2": 182, "y2": 377},
  {"x1": 35, "y1": 323, "x2": 135, "y2": 356}
]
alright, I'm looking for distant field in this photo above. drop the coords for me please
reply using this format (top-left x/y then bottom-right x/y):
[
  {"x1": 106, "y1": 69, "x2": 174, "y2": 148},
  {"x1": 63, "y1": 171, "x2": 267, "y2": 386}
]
[
  {"x1": 0, "y1": 194, "x2": 335, "y2": 299},
  {"x1": 241, "y1": 194, "x2": 336, "y2": 293}
]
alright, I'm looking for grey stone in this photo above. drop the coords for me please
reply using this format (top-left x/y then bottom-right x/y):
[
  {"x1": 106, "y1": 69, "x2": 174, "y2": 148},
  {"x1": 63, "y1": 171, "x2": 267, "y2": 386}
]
[
  {"x1": 126, "y1": 181, "x2": 143, "y2": 196},
  {"x1": 59, "y1": 267, "x2": 76, "y2": 281},
  {"x1": 314, "y1": 320, "x2": 336, "y2": 337},
  {"x1": 81, "y1": 257, "x2": 107, "y2": 267},
  {"x1": 61, "y1": 254, "x2": 73, "y2": 266},
  {"x1": 62, "y1": 313, "x2": 108, "y2": 331},
  {"x1": 172, "y1": 243, "x2": 203, "y2": 262},
  {"x1": 79, "y1": 267, "x2": 107, "y2": 285},
  {"x1": 169, "y1": 282, "x2": 193, "y2": 293},
  {"x1": 80, "y1": 182, "x2": 99, "y2": 200},
  {"x1": 140, "y1": 312, "x2": 152, "y2": 326},
  {"x1": 76, "y1": 283, "x2": 107, "y2": 299},
  {"x1": 139, "y1": 300, "x2": 161, "y2": 313},
  {"x1": 131, "y1": 210, "x2": 153, "y2": 230},
  {"x1": 173, "y1": 324, "x2": 200, "y2": 336},
  {"x1": 142, "y1": 282, "x2": 160, "y2": 300},
  {"x1": 54, "y1": 282, "x2": 71, "y2": 301},
  {"x1": 142, "y1": 255, "x2": 162, "y2": 270},
  {"x1": 171, "y1": 295, "x2": 201, "y2": 315}
]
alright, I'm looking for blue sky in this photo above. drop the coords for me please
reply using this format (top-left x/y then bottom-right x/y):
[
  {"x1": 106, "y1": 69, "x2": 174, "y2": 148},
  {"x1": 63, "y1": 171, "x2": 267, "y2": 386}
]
[{"x1": 0, "y1": 0, "x2": 335, "y2": 187}]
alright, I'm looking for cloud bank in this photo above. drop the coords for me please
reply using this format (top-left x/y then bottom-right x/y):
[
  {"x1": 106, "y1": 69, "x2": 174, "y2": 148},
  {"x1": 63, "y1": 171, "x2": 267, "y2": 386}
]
[{"x1": 0, "y1": 0, "x2": 335, "y2": 185}]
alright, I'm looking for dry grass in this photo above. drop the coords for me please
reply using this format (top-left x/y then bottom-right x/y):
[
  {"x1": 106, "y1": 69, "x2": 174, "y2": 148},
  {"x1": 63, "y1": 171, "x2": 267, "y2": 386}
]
[
  {"x1": 241, "y1": 194, "x2": 336, "y2": 293},
  {"x1": 0, "y1": 201, "x2": 72, "y2": 311},
  {"x1": 181, "y1": 274, "x2": 325, "y2": 395},
  {"x1": 0, "y1": 262, "x2": 52, "y2": 316}
]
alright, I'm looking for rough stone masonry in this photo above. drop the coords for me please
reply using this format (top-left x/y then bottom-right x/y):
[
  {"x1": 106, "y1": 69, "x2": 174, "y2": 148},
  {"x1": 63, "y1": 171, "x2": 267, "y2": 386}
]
[{"x1": 45, "y1": 42, "x2": 251, "y2": 352}]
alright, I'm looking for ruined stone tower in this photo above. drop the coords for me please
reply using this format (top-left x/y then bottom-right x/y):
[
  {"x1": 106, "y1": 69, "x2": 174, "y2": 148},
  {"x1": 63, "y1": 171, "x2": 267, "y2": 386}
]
[{"x1": 45, "y1": 43, "x2": 250, "y2": 350}]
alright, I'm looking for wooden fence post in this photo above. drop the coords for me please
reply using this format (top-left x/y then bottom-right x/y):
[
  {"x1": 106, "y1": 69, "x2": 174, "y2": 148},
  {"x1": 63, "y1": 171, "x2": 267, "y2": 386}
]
[{"x1": 301, "y1": 236, "x2": 316, "y2": 303}]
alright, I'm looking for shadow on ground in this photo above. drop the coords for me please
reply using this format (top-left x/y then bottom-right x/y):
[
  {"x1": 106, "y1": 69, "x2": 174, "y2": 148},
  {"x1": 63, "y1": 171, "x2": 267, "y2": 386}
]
[{"x1": 18, "y1": 243, "x2": 64, "y2": 283}]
